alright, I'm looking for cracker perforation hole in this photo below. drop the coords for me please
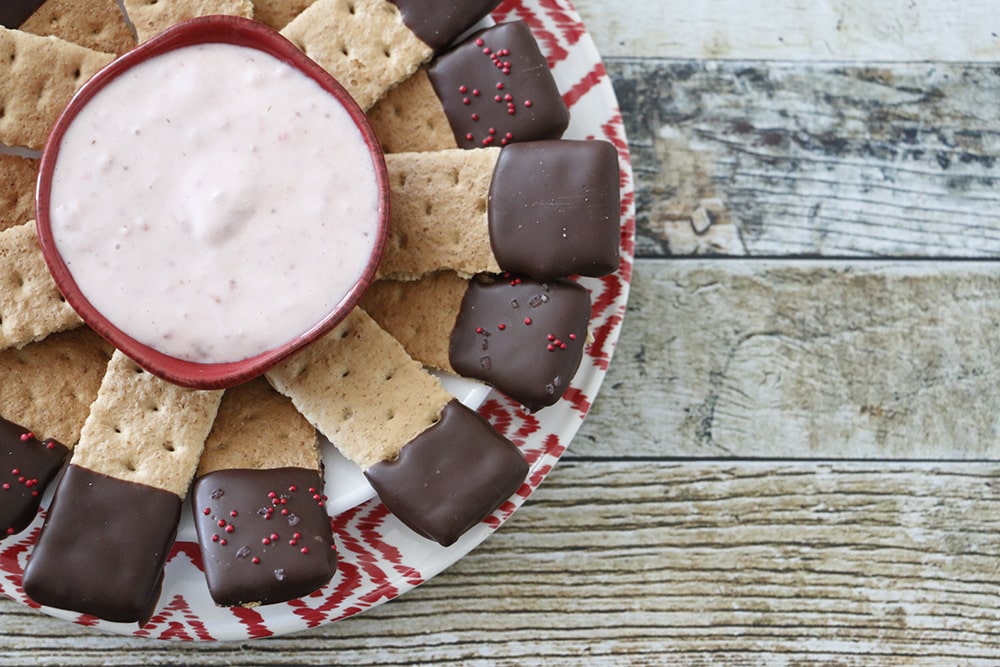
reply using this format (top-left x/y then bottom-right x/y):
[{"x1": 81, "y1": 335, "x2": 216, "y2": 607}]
[
  {"x1": 340, "y1": 368, "x2": 351, "y2": 378},
  {"x1": 385, "y1": 410, "x2": 394, "y2": 421},
  {"x1": 451, "y1": 168, "x2": 461, "y2": 185},
  {"x1": 72, "y1": 68, "x2": 81, "y2": 81},
  {"x1": 124, "y1": 459, "x2": 137, "y2": 472},
  {"x1": 423, "y1": 201, "x2": 433, "y2": 216},
  {"x1": 341, "y1": 406, "x2": 354, "y2": 420},
  {"x1": 347, "y1": 3, "x2": 356, "y2": 15},
  {"x1": 162, "y1": 442, "x2": 175, "y2": 453}
]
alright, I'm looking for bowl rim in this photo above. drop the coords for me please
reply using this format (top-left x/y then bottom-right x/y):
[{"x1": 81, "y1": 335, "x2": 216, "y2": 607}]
[{"x1": 35, "y1": 15, "x2": 390, "y2": 390}]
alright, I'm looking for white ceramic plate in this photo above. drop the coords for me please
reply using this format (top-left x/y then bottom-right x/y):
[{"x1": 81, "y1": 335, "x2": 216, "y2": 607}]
[{"x1": 0, "y1": 0, "x2": 636, "y2": 640}]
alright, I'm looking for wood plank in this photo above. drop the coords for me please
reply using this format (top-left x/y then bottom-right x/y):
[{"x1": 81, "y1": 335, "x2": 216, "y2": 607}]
[
  {"x1": 3, "y1": 460, "x2": 1000, "y2": 665},
  {"x1": 572, "y1": 258, "x2": 1000, "y2": 460},
  {"x1": 575, "y1": 0, "x2": 1000, "y2": 62},
  {"x1": 612, "y1": 59, "x2": 1000, "y2": 259}
]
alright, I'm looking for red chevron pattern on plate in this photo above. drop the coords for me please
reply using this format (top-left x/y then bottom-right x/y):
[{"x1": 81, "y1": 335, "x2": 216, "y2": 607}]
[{"x1": 0, "y1": 0, "x2": 636, "y2": 640}]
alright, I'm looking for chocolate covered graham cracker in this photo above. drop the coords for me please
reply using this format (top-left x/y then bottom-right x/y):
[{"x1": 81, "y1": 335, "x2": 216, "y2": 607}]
[
  {"x1": 0, "y1": 327, "x2": 113, "y2": 536},
  {"x1": 0, "y1": 1, "x2": 47, "y2": 29},
  {"x1": 364, "y1": 272, "x2": 592, "y2": 412},
  {"x1": 281, "y1": 0, "x2": 501, "y2": 111},
  {"x1": 0, "y1": 222, "x2": 83, "y2": 350},
  {"x1": 0, "y1": 27, "x2": 113, "y2": 150},
  {"x1": 192, "y1": 378, "x2": 338, "y2": 607},
  {"x1": 23, "y1": 351, "x2": 223, "y2": 624},
  {"x1": 266, "y1": 308, "x2": 527, "y2": 546},
  {"x1": 379, "y1": 140, "x2": 621, "y2": 282},
  {"x1": 368, "y1": 22, "x2": 569, "y2": 153},
  {"x1": 124, "y1": 0, "x2": 253, "y2": 43}
]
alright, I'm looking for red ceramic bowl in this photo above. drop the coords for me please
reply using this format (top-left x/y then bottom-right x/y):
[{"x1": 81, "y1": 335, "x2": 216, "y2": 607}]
[{"x1": 35, "y1": 16, "x2": 389, "y2": 390}]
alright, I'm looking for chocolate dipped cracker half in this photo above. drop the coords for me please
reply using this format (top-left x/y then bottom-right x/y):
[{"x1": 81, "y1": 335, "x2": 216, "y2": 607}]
[
  {"x1": 23, "y1": 351, "x2": 223, "y2": 625},
  {"x1": 380, "y1": 139, "x2": 621, "y2": 282},
  {"x1": 281, "y1": 0, "x2": 502, "y2": 111},
  {"x1": 368, "y1": 21, "x2": 570, "y2": 153},
  {"x1": 266, "y1": 308, "x2": 527, "y2": 546},
  {"x1": 0, "y1": 327, "x2": 113, "y2": 536},
  {"x1": 192, "y1": 378, "x2": 338, "y2": 607},
  {"x1": 364, "y1": 272, "x2": 592, "y2": 412}
]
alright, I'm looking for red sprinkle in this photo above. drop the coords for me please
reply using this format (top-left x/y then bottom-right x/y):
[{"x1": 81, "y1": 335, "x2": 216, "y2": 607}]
[
  {"x1": 203, "y1": 507, "x2": 211, "y2": 515},
  {"x1": 496, "y1": 82, "x2": 504, "y2": 90},
  {"x1": 498, "y1": 323, "x2": 507, "y2": 331},
  {"x1": 471, "y1": 113, "x2": 480, "y2": 121},
  {"x1": 230, "y1": 510, "x2": 238, "y2": 517},
  {"x1": 217, "y1": 519, "x2": 226, "y2": 528},
  {"x1": 46, "y1": 442, "x2": 55, "y2": 450},
  {"x1": 569, "y1": 333, "x2": 577, "y2": 340},
  {"x1": 524, "y1": 317, "x2": 532, "y2": 325},
  {"x1": 459, "y1": 85, "x2": 467, "y2": 93},
  {"x1": 10, "y1": 469, "x2": 18, "y2": 476},
  {"x1": 225, "y1": 525, "x2": 234, "y2": 533},
  {"x1": 524, "y1": 100, "x2": 533, "y2": 107},
  {"x1": 262, "y1": 537, "x2": 271, "y2": 545},
  {"x1": 288, "y1": 485, "x2": 297, "y2": 492},
  {"x1": 212, "y1": 534, "x2": 219, "y2": 542},
  {"x1": 475, "y1": 38, "x2": 484, "y2": 46},
  {"x1": 472, "y1": 89, "x2": 480, "y2": 96},
  {"x1": 252, "y1": 557, "x2": 260, "y2": 564},
  {"x1": 19, "y1": 432, "x2": 31, "y2": 442},
  {"x1": 300, "y1": 547, "x2": 310, "y2": 555},
  {"x1": 466, "y1": 133, "x2": 474, "y2": 141},
  {"x1": 5, "y1": 528, "x2": 13, "y2": 535}
]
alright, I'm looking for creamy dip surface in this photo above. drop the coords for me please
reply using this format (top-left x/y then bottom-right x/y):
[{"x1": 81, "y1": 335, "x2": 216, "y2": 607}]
[{"x1": 49, "y1": 42, "x2": 381, "y2": 364}]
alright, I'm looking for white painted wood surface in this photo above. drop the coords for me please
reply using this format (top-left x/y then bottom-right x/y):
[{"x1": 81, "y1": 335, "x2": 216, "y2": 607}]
[
  {"x1": 5, "y1": 1, "x2": 1000, "y2": 665},
  {"x1": 574, "y1": 0, "x2": 1000, "y2": 61}
]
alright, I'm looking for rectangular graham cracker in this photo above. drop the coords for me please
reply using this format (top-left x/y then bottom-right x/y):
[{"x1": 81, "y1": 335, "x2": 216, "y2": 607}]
[
  {"x1": 367, "y1": 69, "x2": 457, "y2": 153},
  {"x1": 0, "y1": 221, "x2": 83, "y2": 350},
  {"x1": 251, "y1": 0, "x2": 317, "y2": 30},
  {"x1": 20, "y1": 0, "x2": 135, "y2": 55},
  {"x1": 0, "y1": 327, "x2": 113, "y2": 447},
  {"x1": 360, "y1": 272, "x2": 468, "y2": 373},
  {"x1": 0, "y1": 27, "x2": 114, "y2": 150},
  {"x1": 378, "y1": 148, "x2": 501, "y2": 280},
  {"x1": 280, "y1": 0, "x2": 433, "y2": 111},
  {"x1": 0, "y1": 154, "x2": 38, "y2": 233},
  {"x1": 266, "y1": 307, "x2": 454, "y2": 470},
  {"x1": 197, "y1": 377, "x2": 320, "y2": 476},
  {"x1": 71, "y1": 350, "x2": 223, "y2": 498},
  {"x1": 124, "y1": 0, "x2": 253, "y2": 43}
]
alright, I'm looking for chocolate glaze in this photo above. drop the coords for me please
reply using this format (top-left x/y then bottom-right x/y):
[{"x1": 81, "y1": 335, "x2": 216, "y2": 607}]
[
  {"x1": 22, "y1": 465, "x2": 181, "y2": 625},
  {"x1": 0, "y1": 416, "x2": 69, "y2": 537},
  {"x1": 0, "y1": 0, "x2": 45, "y2": 28},
  {"x1": 449, "y1": 275, "x2": 591, "y2": 411},
  {"x1": 365, "y1": 399, "x2": 527, "y2": 546},
  {"x1": 388, "y1": 0, "x2": 503, "y2": 52},
  {"x1": 427, "y1": 22, "x2": 569, "y2": 149},
  {"x1": 488, "y1": 140, "x2": 621, "y2": 281},
  {"x1": 191, "y1": 467, "x2": 338, "y2": 607}
]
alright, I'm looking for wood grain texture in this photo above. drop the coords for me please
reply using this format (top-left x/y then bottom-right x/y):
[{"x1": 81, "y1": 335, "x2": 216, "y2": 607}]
[
  {"x1": 613, "y1": 59, "x2": 1000, "y2": 258},
  {"x1": 574, "y1": 259, "x2": 1000, "y2": 460},
  {"x1": 575, "y1": 0, "x2": 1000, "y2": 61},
  {"x1": 4, "y1": 460, "x2": 1000, "y2": 665}
]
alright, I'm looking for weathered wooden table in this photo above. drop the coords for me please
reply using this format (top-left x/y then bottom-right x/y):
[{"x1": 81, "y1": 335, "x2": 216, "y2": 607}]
[{"x1": 5, "y1": 1, "x2": 1000, "y2": 664}]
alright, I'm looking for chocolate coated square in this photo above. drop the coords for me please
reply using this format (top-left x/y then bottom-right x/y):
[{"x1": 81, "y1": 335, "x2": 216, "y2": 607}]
[
  {"x1": 488, "y1": 139, "x2": 621, "y2": 281},
  {"x1": 365, "y1": 400, "x2": 528, "y2": 546}
]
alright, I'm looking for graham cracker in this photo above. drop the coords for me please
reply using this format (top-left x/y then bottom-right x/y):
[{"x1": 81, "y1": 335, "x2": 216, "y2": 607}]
[
  {"x1": 251, "y1": 0, "x2": 317, "y2": 30},
  {"x1": 0, "y1": 28, "x2": 114, "y2": 150},
  {"x1": 367, "y1": 69, "x2": 457, "y2": 153},
  {"x1": 0, "y1": 222, "x2": 83, "y2": 350},
  {"x1": 0, "y1": 154, "x2": 37, "y2": 233},
  {"x1": 360, "y1": 272, "x2": 467, "y2": 373},
  {"x1": 377, "y1": 148, "x2": 500, "y2": 280},
  {"x1": 124, "y1": 0, "x2": 253, "y2": 43},
  {"x1": 280, "y1": 0, "x2": 433, "y2": 111},
  {"x1": 197, "y1": 377, "x2": 319, "y2": 476},
  {"x1": 71, "y1": 350, "x2": 223, "y2": 498},
  {"x1": 21, "y1": 0, "x2": 135, "y2": 55},
  {"x1": 0, "y1": 327, "x2": 113, "y2": 447},
  {"x1": 266, "y1": 307, "x2": 453, "y2": 470}
]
